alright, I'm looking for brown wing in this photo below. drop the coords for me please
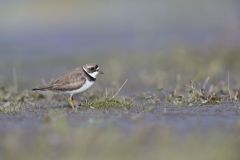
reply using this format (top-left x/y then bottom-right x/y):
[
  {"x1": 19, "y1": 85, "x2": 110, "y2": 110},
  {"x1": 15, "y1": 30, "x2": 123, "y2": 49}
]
[{"x1": 48, "y1": 67, "x2": 86, "y2": 91}]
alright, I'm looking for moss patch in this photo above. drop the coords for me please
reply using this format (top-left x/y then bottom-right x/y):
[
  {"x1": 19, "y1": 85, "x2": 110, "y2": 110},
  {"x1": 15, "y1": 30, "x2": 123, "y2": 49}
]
[{"x1": 83, "y1": 98, "x2": 133, "y2": 109}]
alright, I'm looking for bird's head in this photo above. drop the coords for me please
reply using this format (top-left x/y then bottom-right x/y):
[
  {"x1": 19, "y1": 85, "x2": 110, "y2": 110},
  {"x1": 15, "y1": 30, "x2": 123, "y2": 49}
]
[{"x1": 83, "y1": 63, "x2": 104, "y2": 79}]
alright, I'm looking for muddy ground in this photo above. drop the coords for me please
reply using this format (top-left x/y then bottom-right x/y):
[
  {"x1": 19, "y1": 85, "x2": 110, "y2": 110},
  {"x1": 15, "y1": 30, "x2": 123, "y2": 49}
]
[{"x1": 0, "y1": 51, "x2": 240, "y2": 160}]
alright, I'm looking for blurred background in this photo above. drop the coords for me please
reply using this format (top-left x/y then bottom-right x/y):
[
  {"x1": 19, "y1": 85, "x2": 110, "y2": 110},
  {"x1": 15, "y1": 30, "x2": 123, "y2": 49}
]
[
  {"x1": 1, "y1": 0, "x2": 239, "y2": 57},
  {"x1": 1, "y1": 1, "x2": 240, "y2": 160},
  {"x1": 0, "y1": 0, "x2": 239, "y2": 88}
]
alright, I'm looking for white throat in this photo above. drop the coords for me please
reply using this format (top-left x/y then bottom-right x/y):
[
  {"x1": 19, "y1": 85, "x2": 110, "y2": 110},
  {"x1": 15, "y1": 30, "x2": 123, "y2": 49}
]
[{"x1": 83, "y1": 67, "x2": 99, "y2": 79}]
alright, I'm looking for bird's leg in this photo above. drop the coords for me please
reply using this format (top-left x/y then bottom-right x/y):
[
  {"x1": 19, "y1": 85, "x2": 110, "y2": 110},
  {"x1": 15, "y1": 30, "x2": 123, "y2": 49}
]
[
  {"x1": 72, "y1": 96, "x2": 79, "y2": 108},
  {"x1": 68, "y1": 95, "x2": 77, "y2": 109}
]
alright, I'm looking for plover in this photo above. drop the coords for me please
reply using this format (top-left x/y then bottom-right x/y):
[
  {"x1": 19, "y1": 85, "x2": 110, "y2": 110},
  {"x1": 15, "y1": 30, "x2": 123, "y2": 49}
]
[{"x1": 33, "y1": 64, "x2": 103, "y2": 109}]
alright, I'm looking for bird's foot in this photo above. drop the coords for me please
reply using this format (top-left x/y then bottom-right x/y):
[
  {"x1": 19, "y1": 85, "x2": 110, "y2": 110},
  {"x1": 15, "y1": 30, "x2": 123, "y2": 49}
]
[
  {"x1": 68, "y1": 96, "x2": 82, "y2": 111},
  {"x1": 68, "y1": 97, "x2": 76, "y2": 109}
]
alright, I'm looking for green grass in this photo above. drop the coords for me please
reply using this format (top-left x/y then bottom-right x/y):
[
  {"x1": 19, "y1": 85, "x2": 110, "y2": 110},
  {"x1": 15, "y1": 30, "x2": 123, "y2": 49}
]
[{"x1": 83, "y1": 97, "x2": 133, "y2": 109}]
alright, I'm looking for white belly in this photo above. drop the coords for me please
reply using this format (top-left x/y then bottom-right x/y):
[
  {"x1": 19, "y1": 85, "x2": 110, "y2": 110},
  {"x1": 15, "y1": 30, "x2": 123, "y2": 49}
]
[{"x1": 67, "y1": 80, "x2": 94, "y2": 95}]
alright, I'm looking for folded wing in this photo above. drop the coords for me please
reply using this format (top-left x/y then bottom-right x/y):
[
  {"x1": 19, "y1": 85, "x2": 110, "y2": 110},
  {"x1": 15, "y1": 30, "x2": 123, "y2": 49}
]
[{"x1": 49, "y1": 68, "x2": 86, "y2": 91}]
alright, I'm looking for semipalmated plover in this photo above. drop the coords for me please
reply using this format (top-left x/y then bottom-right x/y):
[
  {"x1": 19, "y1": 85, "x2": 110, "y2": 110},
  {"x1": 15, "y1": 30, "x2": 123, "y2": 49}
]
[{"x1": 33, "y1": 64, "x2": 103, "y2": 109}]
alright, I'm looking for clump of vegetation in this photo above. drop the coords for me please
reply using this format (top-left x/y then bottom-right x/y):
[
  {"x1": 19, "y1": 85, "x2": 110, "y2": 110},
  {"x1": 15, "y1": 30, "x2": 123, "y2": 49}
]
[
  {"x1": 83, "y1": 97, "x2": 133, "y2": 109},
  {"x1": 167, "y1": 80, "x2": 238, "y2": 106},
  {"x1": 82, "y1": 79, "x2": 132, "y2": 109},
  {"x1": 0, "y1": 87, "x2": 45, "y2": 113}
]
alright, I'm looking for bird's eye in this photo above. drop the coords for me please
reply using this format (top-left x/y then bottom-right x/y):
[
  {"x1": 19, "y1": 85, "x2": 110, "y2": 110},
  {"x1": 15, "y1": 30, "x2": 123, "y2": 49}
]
[{"x1": 90, "y1": 67, "x2": 95, "y2": 71}]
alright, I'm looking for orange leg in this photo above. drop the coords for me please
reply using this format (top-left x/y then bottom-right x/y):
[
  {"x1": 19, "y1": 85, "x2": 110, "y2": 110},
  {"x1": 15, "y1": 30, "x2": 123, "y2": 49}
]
[{"x1": 68, "y1": 95, "x2": 78, "y2": 109}]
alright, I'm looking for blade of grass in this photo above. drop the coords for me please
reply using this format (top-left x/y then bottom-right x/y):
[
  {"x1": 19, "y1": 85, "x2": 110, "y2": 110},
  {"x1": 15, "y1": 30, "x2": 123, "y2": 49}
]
[
  {"x1": 12, "y1": 67, "x2": 18, "y2": 92},
  {"x1": 227, "y1": 71, "x2": 232, "y2": 100},
  {"x1": 111, "y1": 79, "x2": 128, "y2": 99}
]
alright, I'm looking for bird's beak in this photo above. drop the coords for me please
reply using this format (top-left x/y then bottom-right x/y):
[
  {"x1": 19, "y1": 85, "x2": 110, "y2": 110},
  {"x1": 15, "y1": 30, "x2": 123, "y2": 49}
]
[{"x1": 99, "y1": 70, "x2": 104, "y2": 74}]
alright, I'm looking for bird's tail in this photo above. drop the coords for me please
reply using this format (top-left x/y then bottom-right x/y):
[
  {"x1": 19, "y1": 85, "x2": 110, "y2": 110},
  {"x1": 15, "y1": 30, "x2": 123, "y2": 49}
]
[{"x1": 32, "y1": 86, "x2": 52, "y2": 91}]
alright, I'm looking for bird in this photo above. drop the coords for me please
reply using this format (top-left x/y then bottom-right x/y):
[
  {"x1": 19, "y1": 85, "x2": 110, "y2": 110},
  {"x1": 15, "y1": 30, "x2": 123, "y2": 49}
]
[{"x1": 32, "y1": 64, "x2": 103, "y2": 109}]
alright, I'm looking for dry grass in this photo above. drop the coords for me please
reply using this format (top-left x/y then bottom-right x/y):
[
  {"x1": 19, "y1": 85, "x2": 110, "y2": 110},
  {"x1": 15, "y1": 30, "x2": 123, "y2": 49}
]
[{"x1": 0, "y1": 87, "x2": 45, "y2": 113}]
